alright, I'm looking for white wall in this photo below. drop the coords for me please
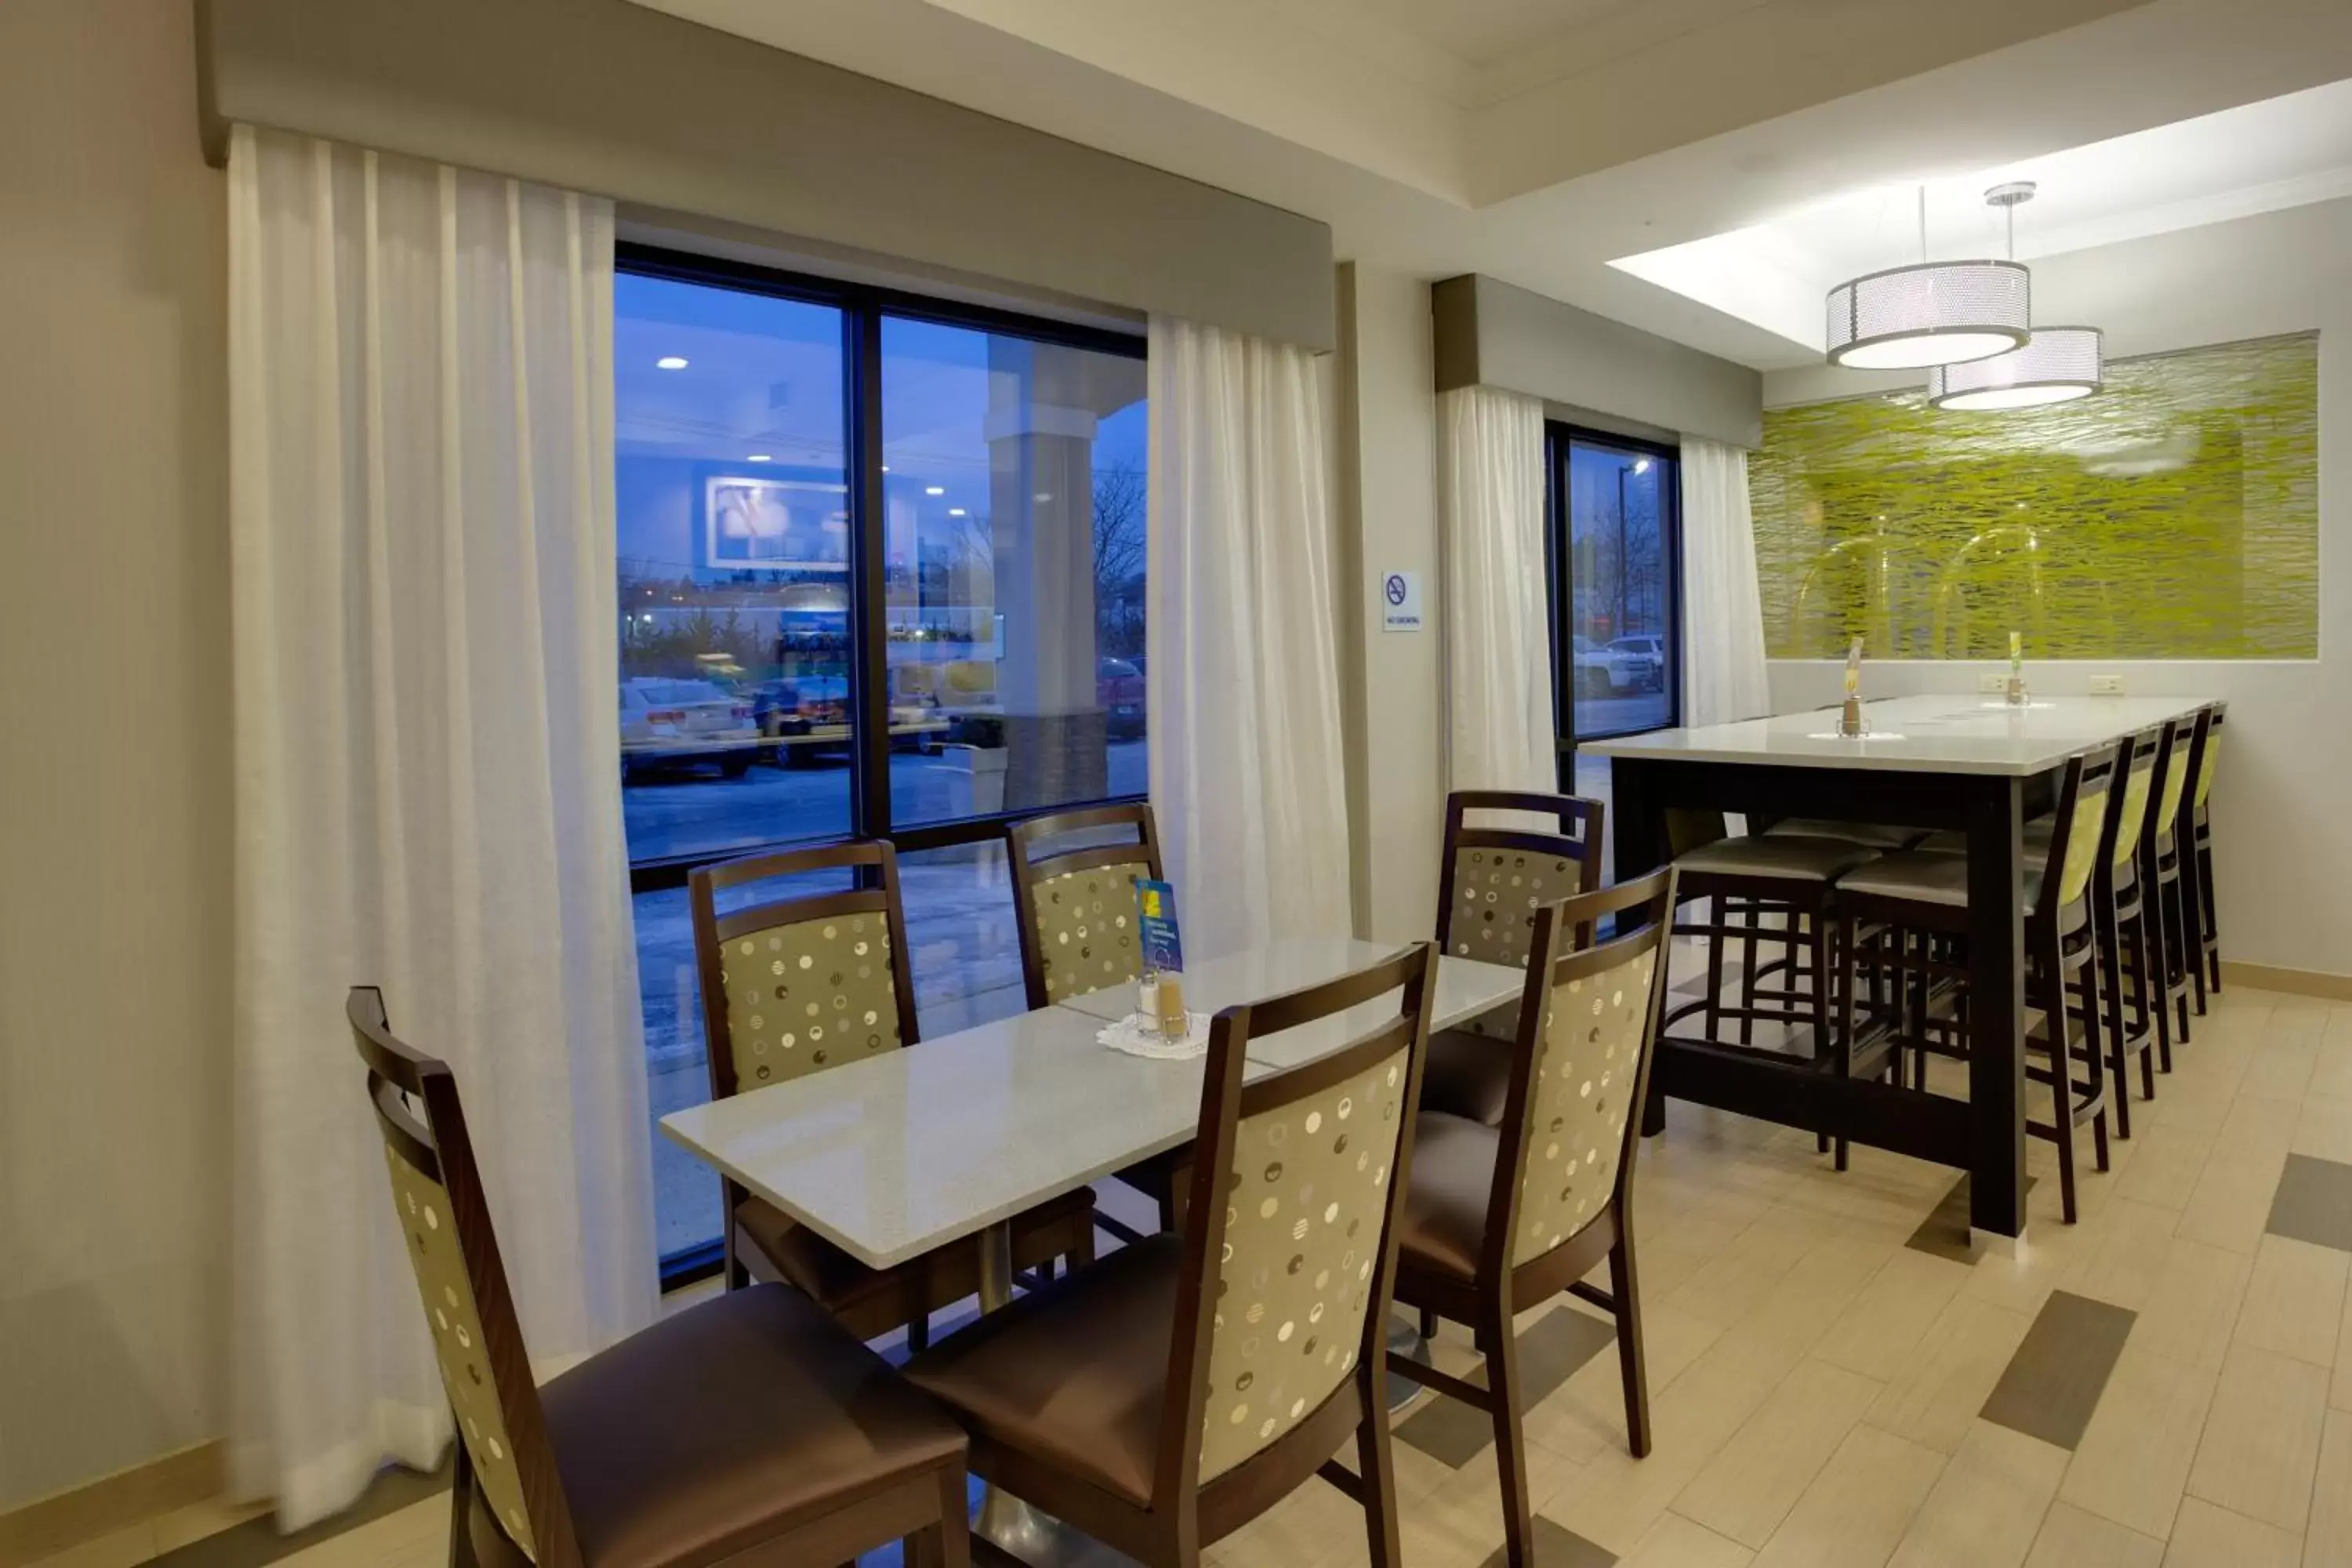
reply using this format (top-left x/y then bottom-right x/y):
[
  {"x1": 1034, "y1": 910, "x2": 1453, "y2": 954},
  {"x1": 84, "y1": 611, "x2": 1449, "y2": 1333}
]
[
  {"x1": 0, "y1": 0, "x2": 232, "y2": 1511},
  {"x1": 1334, "y1": 263, "x2": 1446, "y2": 942},
  {"x1": 1763, "y1": 198, "x2": 2352, "y2": 978}
]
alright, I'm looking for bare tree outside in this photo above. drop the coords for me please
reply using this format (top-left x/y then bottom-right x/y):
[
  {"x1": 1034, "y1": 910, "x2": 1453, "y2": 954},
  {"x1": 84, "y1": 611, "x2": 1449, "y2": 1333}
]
[{"x1": 1092, "y1": 462, "x2": 1147, "y2": 658}]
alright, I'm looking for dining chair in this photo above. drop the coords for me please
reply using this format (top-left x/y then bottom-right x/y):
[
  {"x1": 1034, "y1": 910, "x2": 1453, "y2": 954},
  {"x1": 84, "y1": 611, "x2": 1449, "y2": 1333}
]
[
  {"x1": 691, "y1": 840, "x2": 1095, "y2": 1348},
  {"x1": 903, "y1": 944, "x2": 1439, "y2": 1568},
  {"x1": 1422, "y1": 789, "x2": 1605, "y2": 1127},
  {"x1": 350, "y1": 987, "x2": 972, "y2": 1568},
  {"x1": 1837, "y1": 745, "x2": 2119, "y2": 1222},
  {"x1": 1388, "y1": 869, "x2": 1678, "y2": 1568},
  {"x1": 1005, "y1": 802, "x2": 1187, "y2": 1236}
]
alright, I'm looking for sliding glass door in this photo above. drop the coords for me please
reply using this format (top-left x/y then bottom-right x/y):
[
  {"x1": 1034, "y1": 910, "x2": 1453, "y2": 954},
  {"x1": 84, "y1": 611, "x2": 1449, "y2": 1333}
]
[
  {"x1": 1551, "y1": 427, "x2": 1682, "y2": 813},
  {"x1": 615, "y1": 249, "x2": 1149, "y2": 1279}
]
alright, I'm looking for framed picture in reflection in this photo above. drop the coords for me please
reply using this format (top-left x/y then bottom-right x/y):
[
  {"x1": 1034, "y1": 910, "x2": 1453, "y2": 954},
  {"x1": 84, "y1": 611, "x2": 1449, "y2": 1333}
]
[{"x1": 701, "y1": 474, "x2": 850, "y2": 572}]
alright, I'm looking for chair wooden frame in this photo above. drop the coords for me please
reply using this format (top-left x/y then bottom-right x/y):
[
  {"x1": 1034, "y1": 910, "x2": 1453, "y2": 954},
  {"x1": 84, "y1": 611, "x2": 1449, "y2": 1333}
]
[
  {"x1": 2191, "y1": 703, "x2": 2227, "y2": 1003},
  {"x1": 1004, "y1": 802, "x2": 1166, "y2": 1011},
  {"x1": 2139, "y1": 710, "x2": 2210, "y2": 1062},
  {"x1": 2089, "y1": 728, "x2": 2162, "y2": 1137},
  {"x1": 942, "y1": 946, "x2": 1439, "y2": 1568},
  {"x1": 690, "y1": 840, "x2": 1092, "y2": 1342},
  {"x1": 1432, "y1": 789, "x2": 1606, "y2": 949},
  {"x1": 349, "y1": 988, "x2": 970, "y2": 1568},
  {"x1": 1387, "y1": 871, "x2": 1677, "y2": 1568}
]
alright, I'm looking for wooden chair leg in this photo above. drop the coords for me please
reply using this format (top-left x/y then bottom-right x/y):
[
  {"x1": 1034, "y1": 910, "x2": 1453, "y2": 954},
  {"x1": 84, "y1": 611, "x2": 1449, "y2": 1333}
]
[
  {"x1": 1356, "y1": 1367, "x2": 1403, "y2": 1568},
  {"x1": 2094, "y1": 898, "x2": 2132, "y2": 1139},
  {"x1": 1610, "y1": 1232, "x2": 1652, "y2": 1458},
  {"x1": 1420, "y1": 1307, "x2": 1438, "y2": 1340},
  {"x1": 934, "y1": 1463, "x2": 971, "y2": 1568},
  {"x1": 1481, "y1": 1303, "x2": 1537, "y2": 1568},
  {"x1": 906, "y1": 1309, "x2": 930, "y2": 1354},
  {"x1": 1703, "y1": 898, "x2": 1726, "y2": 1044}
]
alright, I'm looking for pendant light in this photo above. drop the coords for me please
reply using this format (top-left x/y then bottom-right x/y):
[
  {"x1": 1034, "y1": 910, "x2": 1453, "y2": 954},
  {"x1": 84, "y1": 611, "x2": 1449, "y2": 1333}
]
[
  {"x1": 1826, "y1": 187, "x2": 2031, "y2": 370},
  {"x1": 1929, "y1": 184, "x2": 2105, "y2": 410}
]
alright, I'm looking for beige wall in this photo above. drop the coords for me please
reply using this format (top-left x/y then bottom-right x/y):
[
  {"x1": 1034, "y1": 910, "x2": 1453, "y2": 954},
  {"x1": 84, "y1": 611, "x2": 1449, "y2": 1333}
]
[
  {"x1": 1334, "y1": 263, "x2": 1446, "y2": 942},
  {"x1": 1763, "y1": 198, "x2": 2352, "y2": 978},
  {"x1": 0, "y1": 0, "x2": 232, "y2": 1511}
]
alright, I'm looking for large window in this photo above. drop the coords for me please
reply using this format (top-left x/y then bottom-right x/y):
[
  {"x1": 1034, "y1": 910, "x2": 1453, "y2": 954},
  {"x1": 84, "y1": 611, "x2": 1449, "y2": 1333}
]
[
  {"x1": 616, "y1": 250, "x2": 1148, "y2": 1277},
  {"x1": 1552, "y1": 429, "x2": 1679, "y2": 745}
]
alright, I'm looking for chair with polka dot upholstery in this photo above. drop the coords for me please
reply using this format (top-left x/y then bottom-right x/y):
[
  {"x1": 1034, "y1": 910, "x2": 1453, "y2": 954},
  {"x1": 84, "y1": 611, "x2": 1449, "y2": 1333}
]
[
  {"x1": 691, "y1": 840, "x2": 1096, "y2": 1349},
  {"x1": 349, "y1": 986, "x2": 972, "y2": 1568},
  {"x1": 904, "y1": 943, "x2": 1439, "y2": 1568},
  {"x1": 1421, "y1": 788, "x2": 1605, "y2": 1128},
  {"x1": 1387, "y1": 868, "x2": 1679, "y2": 1568},
  {"x1": 1005, "y1": 802, "x2": 1189, "y2": 1237}
]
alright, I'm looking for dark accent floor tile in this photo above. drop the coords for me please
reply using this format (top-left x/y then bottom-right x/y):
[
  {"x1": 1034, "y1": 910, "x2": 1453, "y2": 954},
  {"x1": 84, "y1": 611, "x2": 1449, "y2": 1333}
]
[
  {"x1": 1978, "y1": 1290, "x2": 2136, "y2": 1450},
  {"x1": 2267, "y1": 1153, "x2": 2352, "y2": 1253},
  {"x1": 1477, "y1": 1515, "x2": 1618, "y2": 1567},
  {"x1": 1395, "y1": 1306, "x2": 1618, "y2": 1467},
  {"x1": 152, "y1": 1457, "x2": 450, "y2": 1568},
  {"x1": 1907, "y1": 1174, "x2": 2038, "y2": 1263}
]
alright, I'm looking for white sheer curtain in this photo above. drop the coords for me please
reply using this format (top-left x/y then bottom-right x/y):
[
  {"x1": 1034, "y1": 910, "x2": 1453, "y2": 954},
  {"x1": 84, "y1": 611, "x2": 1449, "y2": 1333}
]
[
  {"x1": 227, "y1": 125, "x2": 654, "y2": 1527},
  {"x1": 1438, "y1": 386, "x2": 1553, "y2": 793},
  {"x1": 1145, "y1": 316, "x2": 1352, "y2": 953},
  {"x1": 1679, "y1": 436, "x2": 1771, "y2": 726}
]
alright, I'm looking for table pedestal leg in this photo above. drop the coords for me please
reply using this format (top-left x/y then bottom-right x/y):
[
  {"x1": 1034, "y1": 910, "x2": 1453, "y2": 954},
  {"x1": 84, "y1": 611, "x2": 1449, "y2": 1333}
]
[{"x1": 972, "y1": 1225, "x2": 1117, "y2": 1566}]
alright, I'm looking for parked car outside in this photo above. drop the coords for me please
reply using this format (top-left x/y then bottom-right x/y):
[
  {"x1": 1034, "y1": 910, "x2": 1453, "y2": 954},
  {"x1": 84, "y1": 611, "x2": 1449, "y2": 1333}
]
[
  {"x1": 1098, "y1": 655, "x2": 1146, "y2": 738},
  {"x1": 1570, "y1": 634, "x2": 1617, "y2": 695},
  {"x1": 753, "y1": 674, "x2": 850, "y2": 767},
  {"x1": 619, "y1": 677, "x2": 758, "y2": 782},
  {"x1": 1607, "y1": 635, "x2": 1667, "y2": 691}
]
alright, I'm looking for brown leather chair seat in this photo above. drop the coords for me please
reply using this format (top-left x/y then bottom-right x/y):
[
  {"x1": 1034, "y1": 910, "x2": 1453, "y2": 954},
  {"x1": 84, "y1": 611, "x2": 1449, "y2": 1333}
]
[
  {"x1": 524, "y1": 1283, "x2": 967, "y2": 1568},
  {"x1": 735, "y1": 1181, "x2": 1098, "y2": 1341},
  {"x1": 1393, "y1": 1111, "x2": 1502, "y2": 1283},
  {"x1": 1419, "y1": 1027, "x2": 1515, "y2": 1127},
  {"x1": 902, "y1": 1234, "x2": 1181, "y2": 1508}
]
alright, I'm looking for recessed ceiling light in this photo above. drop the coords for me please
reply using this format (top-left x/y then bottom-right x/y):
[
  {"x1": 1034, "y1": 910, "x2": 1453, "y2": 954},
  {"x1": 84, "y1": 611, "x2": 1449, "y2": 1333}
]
[
  {"x1": 948, "y1": 507, "x2": 967, "y2": 517},
  {"x1": 924, "y1": 486, "x2": 946, "y2": 496},
  {"x1": 746, "y1": 453, "x2": 772, "y2": 463},
  {"x1": 655, "y1": 356, "x2": 688, "y2": 370}
]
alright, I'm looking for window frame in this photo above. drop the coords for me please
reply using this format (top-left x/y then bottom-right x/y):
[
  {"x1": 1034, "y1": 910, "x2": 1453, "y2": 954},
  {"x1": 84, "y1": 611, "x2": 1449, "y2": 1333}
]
[
  {"x1": 616, "y1": 244, "x2": 1150, "y2": 1285},
  {"x1": 1547, "y1": 423, "x2": 1685, "y2": 784}
]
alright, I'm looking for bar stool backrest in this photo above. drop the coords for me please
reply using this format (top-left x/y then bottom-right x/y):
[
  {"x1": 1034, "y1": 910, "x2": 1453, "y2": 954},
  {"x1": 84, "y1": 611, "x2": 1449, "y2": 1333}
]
[
  {"x1": 350, "y1": 987, "x2": 578, "y2": 1568},
  {"x1": 2194, "y1": 702, "x2": 2227, "y2": 811},
  {"x1": 2108, "y1": 729, "x2": 2159, "y2": 872},
  {"x1": 1169, "y1": 946, "x2": 1436, "y2": 1494},
  {"x1": 2145, "y1": 714, "x2": 2199, "y2": 853},
  {"x1": 1490, "y1": 869, "x2": 1677, "y2": 1275},
  {"x1": 1434, "y1": 791, "x2": 1604, "y2": 971},
  {"x1": 689, "y1": 840, "x2": 919, "y2": 1099},
  {"x1": 2046, "y1": 742, "x2": 2122, "y2": 912},
  {"x1": 1006, "y1": 804, "x2": 1163, "y2": 1008}
]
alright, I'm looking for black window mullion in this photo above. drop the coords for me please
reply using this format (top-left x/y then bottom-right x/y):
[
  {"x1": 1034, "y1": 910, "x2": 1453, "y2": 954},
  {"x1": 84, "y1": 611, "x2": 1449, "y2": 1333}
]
[{"x1": 846, "y1": 306, "x2": 892, "y2": 843}]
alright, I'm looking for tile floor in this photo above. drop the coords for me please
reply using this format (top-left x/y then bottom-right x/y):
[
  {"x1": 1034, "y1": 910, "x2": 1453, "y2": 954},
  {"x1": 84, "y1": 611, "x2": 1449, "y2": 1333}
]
[{"x1": 34, "y1": 982, "x2": 2352, "y2": 1568}]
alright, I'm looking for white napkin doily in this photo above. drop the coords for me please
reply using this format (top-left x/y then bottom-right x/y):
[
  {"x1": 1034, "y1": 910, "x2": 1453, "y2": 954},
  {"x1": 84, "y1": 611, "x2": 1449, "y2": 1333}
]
[{"x1": 1097, "y1": 1010, "x2": 1210, "y2": 1060}]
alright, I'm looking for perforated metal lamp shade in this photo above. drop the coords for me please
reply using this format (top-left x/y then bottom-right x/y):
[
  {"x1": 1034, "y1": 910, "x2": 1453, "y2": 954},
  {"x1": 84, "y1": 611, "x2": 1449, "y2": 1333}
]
[
  {"x1": 1825, "y1": 260, "x2": 2032, "y2": 370},
  {"x1": 1929, "y1": 326, "x2": 2105, "y2": 411}
]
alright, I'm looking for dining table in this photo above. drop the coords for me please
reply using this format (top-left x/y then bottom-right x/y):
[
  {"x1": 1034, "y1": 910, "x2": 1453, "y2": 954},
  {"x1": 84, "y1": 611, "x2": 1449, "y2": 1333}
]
[
  {"x1": 659, "y1": 934, "x2": 1523, "y2": 1564},
  {"x1": 1583, "y1": 691, "x2": 2216, "y2": 1248}
]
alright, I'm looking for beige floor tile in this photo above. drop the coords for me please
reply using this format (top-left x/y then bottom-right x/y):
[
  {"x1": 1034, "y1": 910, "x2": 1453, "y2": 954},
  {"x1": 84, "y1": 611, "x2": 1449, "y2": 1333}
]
[
  {"x1": 1210, "y1": 1459, "x2": 1386, "y2": 1568},
  {"x1": 1864, "y1": 1295, "x2": 2037, "y2": 1454},
  {"x1": 2307, "y1": 1410, "x2": 2352, "y2": 1568},
  {"x1": 147, "y1": 1497, "x2": 274, "y2": 1555},
  {"x1": 2235, "y1": 1234, "x2": 2350, "y2": 1367},
  {"x1": 1673, "y1": 1359, "x2": 1886, "y2": 1549},
  {"x1": 1816, "y1": 1250, "x2": 1973, "y2": 1382},
  {"x1": 2307, "y1": 1035, "x2": 2352, "y2": 1104},
  {"x1": 2243, "y1": 1036, "x2": 2324, "y2": 1103},
  {"x1": 2162, "y1": 1498, "x2": 2303, "y2": 1568},
  {"x1": 1965, "y1": 1207, "x2": 2109, "y2": 1317},
  {"x1": 2177, "y1": 1144, "x2": 2295, "y2": 1256},
  {"x1": 1396, "y1": 1436, "x2": 1581, "y2": 1568},
  {"x1": 2057, "y1": 1343, "x2": 2222, "y2": 1540},
  {"x1": 2337, "y1": 1296, "x2": 2352, "y2": 1414},
  {"x1": 2187, "y1": 1342, "x2": 2330, "y2": 1532},
  {"x1": 2062, "y1": 1199, "x2": 2187, "y2": 1311},
  {"x1": 1886, "y1": 1419, "x2": 2069, "y2": 1568},
  {"x1": 1749, "y1": 1425, "x2": 1945, "y2": 1568},
  {"x1": 2132, "y1": 1239, "x2": 2255, "y2": 1373},
  {"x1": 2115, "y1": 1123, "x2": 2220, "y2": 1212},
  {"x1": 2024, "y1": 1502, "x2": 2166, "y2": 1568},
  {"x1": 1526, "y1": 1298, "x2": 1722, "y2": 1463},
  {"x1": 1660, "y1": 1204, "x2": 1836, "y2": 1331},
  {"x1": 2292, "y1": 1098, "x2": 2352, "y2": 1164},
  {"x1": 1616, "y1": 1512, "x2": 1756, "y2": 1568},
  {"x1": 21, "y1": 1523, "x2": 157, "y2": 1568}
]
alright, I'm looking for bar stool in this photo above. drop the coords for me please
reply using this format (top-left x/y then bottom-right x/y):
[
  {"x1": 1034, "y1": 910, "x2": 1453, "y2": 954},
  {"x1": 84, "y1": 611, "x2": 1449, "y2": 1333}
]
[
  {"x1": 2186, "y1": 702, "x2": 2227, "y2": 1011},
  {"x1": 1421, "y1": 789, "x2": 1604, "y2": 1127},
  {"x1": 2143, "y1": 709, "x2": 2212, "y2": 1053},
  {"x1": 1836, "y1": 745, "x2": 2118, "y2": 1223},
  {"x1": 2089, "y1": 729, "x2": 2163, "y2": 1135}
]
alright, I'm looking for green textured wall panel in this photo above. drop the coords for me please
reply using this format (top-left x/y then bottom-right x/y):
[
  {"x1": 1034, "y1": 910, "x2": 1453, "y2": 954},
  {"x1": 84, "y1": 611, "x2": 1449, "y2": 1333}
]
[{"x1": 1751, "y1": 332, "x2": 2319, "y2": 659}]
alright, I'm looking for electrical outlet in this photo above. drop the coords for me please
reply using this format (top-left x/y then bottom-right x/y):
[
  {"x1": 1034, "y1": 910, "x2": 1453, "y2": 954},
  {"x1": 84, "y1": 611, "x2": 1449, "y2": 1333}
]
[
  {"x1": 2089, "y1": 674, "x2": 2126, "y2": 696},
  {"x1": 1980, "y1": 672, "x2": 2007, "y2": 693}
]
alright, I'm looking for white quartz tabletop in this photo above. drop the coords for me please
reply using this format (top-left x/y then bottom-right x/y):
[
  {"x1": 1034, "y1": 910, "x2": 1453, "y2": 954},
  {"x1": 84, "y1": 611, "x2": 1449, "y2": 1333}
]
[
  {"x1": 660, "y1": 1004, "x2": 1267, "y2": 1270},
  {"x1": 1056, "y1": 935, "x2": 1524, "y2": 1067},
  {"x1": 1579, "y1": 695, "x2": 2215, "y2": 776}
]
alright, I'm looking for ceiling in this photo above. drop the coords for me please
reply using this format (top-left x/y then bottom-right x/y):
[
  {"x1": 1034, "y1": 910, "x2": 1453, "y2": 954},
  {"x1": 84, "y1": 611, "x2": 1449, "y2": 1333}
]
[{"x1": 627, "y1": 0, "x2": 2352, "y2": 370}]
